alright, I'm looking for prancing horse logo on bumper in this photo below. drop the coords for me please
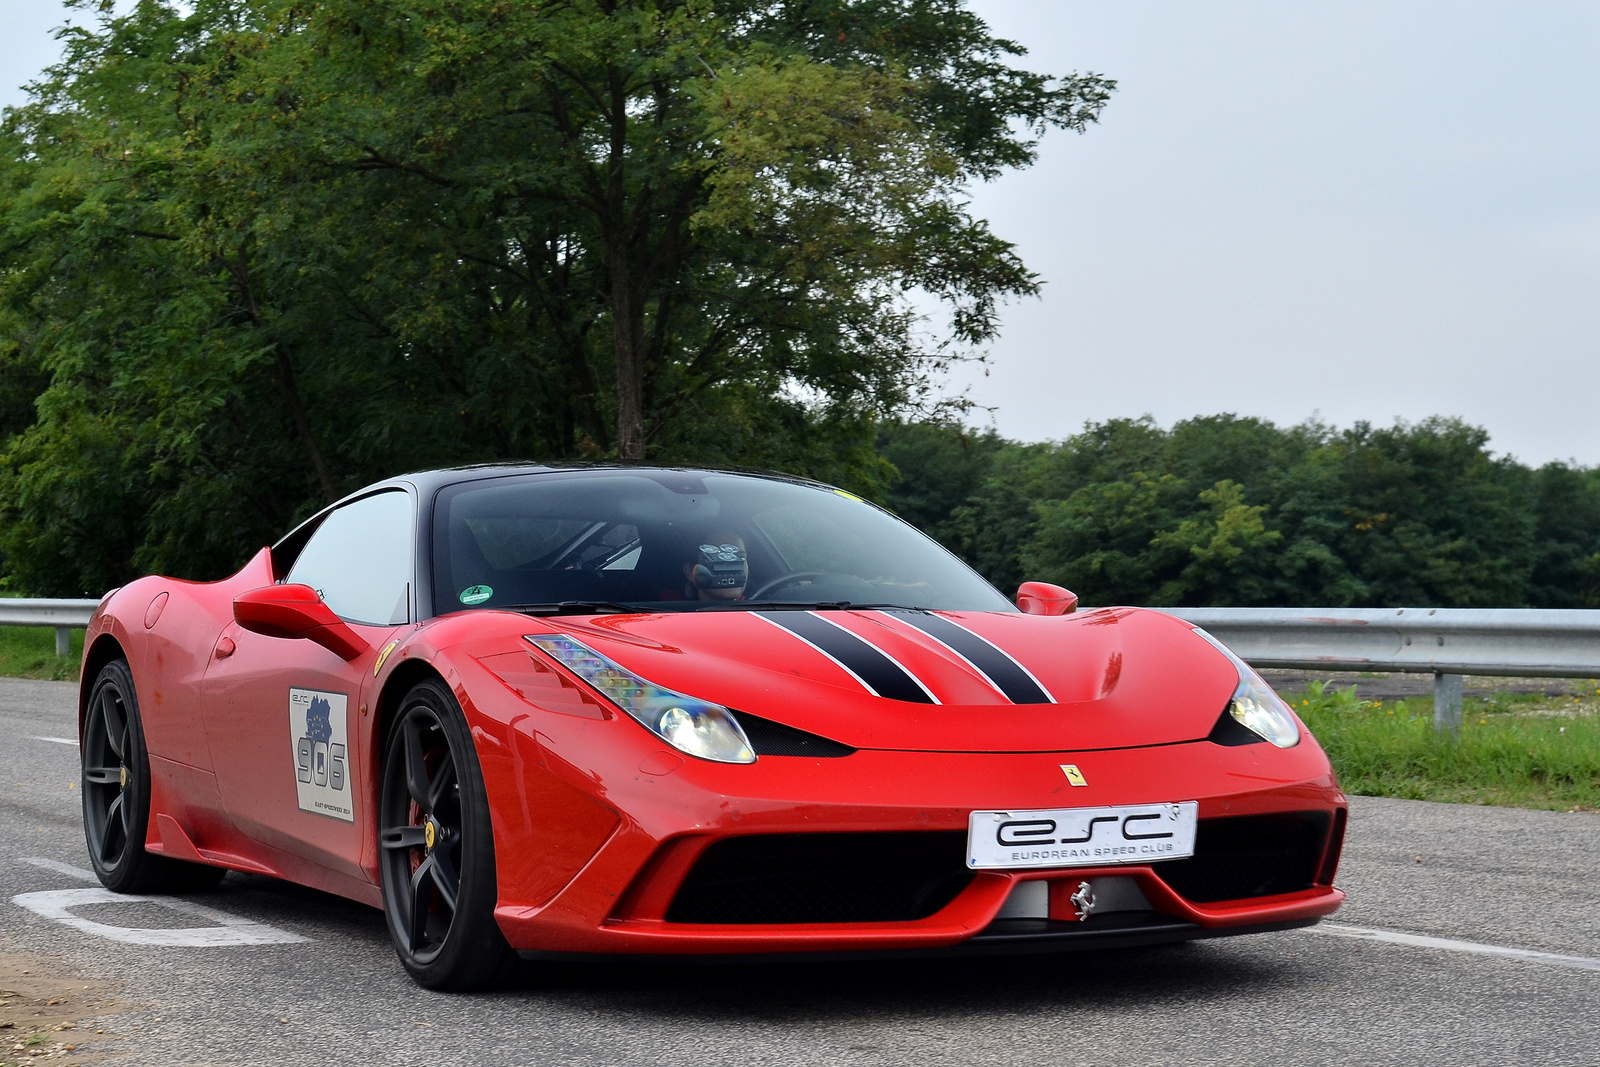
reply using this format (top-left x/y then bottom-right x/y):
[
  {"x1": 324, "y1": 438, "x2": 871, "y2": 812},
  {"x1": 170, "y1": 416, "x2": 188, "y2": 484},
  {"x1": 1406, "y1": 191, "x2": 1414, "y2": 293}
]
[{"x1": 1061, "y1": 764, "x2": 1087, "y2": 786}]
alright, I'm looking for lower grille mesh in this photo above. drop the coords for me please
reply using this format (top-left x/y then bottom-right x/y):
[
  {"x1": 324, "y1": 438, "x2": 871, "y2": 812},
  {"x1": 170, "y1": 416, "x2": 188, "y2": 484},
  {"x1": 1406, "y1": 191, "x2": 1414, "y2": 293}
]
[
  {"x1": 1152, "y1": 812, "x2": 1330, "y2": 903},
  {"x1": 667, "y1": 832, "x2": 973, "y2": 924}
]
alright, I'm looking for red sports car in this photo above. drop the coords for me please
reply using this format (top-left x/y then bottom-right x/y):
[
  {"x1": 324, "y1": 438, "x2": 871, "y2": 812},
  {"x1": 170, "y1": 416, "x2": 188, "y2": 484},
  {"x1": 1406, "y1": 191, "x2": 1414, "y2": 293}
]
[{"x1": 78, "y1": 465, "x2": 1346, "y2": 988}]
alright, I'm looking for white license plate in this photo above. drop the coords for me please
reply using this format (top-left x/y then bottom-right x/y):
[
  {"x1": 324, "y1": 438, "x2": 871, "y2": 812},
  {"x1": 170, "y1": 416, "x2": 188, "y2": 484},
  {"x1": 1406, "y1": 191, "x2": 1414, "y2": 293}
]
[{"x1": 966, "y1": 801, "x2": 1199, "y2": 870}]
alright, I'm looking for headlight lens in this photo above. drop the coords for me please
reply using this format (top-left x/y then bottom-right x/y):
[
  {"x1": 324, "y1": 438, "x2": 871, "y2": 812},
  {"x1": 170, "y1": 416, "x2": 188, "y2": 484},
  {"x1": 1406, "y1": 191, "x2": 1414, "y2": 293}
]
[
  {"x1": 1192, "y1": 628, "x2": 1301, "y2": 748},
  {"x1": 525, "y1": 634, "x2": 756, "y2": 764}
]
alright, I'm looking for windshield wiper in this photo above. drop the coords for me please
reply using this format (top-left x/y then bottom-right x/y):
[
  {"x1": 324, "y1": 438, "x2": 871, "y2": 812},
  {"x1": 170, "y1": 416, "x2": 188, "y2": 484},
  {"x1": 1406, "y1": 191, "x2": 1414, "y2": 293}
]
[{"x1": 508, "y1": 601, "x2": 641, "y2": 616}]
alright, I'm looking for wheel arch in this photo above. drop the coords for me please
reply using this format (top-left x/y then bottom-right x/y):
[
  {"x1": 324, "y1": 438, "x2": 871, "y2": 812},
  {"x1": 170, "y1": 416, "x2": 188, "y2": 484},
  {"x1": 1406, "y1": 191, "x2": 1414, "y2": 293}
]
[
  {"x1": 374, "y1": 658, "x2": 451, "y2": 768},
  {"x1": 79, "y1": 633, "x2": 128, "y2": 730}
]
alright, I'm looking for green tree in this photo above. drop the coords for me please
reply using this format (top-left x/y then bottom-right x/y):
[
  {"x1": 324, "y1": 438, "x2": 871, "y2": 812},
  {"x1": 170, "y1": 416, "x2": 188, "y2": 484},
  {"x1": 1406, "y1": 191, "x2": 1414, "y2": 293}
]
[
  {"x1": 1146, "y1": 480, "x2": 1283, "y2": 605},
  {"x1": 1525, "y1": 462, "x2": 1600, "y2": 608},
  {"x1": 874, "y1": 418, "x2": 1004, "y2": 534},
  {"x1": 0, "y1": 0, "x2": 1112, "y2": 593},
  {"x1": 1022, "y1": 471, "x2": 1197, "y2": 604},
  {"x1": 1314, "y1": 418, "x2": 1534, "y2": 606}
]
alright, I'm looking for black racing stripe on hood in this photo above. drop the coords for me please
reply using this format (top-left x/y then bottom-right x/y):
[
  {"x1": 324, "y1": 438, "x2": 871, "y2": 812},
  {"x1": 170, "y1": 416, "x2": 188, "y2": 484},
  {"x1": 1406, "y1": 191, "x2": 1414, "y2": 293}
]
[
  {"x1": 885, "y1": 610, "x2": 1055, "y2": 705},
  {"x1": 756, "y1": 612, "x2": 936, "y2": 704}
]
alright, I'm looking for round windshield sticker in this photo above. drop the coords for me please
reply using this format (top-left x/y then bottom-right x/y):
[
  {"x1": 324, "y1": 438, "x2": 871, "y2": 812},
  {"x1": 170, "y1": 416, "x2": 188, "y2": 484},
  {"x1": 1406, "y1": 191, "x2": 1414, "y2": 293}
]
[{"x1": 459, "y1": 585, "x2": 493, "y2": 606}]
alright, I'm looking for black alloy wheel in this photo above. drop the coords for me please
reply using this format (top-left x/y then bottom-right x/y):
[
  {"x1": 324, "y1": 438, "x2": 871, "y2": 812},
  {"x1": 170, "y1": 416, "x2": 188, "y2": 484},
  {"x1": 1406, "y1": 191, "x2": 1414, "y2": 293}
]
[
  {"x1": 378, "y1": 679, "x2": 516, "y2": 990},
  {"x1": 82, "y1": 659, "x2": 223, "y2": 893}
]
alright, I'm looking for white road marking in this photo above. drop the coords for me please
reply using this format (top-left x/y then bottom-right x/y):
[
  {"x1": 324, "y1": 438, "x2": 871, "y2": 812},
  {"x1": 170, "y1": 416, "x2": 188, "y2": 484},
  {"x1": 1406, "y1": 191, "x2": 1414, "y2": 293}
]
[
  {"x1": 1310, "y1": 922, "x2": 1600, "y2": 973},
  {"x1": 20, "y1": 856, "x2": 98, "y2": 882},
  {"x1": 30, "y1": 736, "x2": 78, "y2": 747},
  {"x1": 11, "y1": 887, "x2": 309, "y2": 946}
]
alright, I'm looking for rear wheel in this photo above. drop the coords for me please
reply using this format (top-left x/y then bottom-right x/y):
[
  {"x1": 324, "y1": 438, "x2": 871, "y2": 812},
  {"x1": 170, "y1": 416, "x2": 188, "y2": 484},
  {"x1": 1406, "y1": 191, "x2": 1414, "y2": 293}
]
[
  {"x1": 82, "y1": 658, "x2": 224, "y2": 893},
  {"x1": 378, "y1": 679, "x2": 517, "y2": 990}
]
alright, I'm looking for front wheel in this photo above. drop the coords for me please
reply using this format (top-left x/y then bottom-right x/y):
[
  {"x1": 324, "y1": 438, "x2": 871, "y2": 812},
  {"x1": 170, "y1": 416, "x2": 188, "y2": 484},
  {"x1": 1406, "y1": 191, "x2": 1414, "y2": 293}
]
[
  {"x1": 378, "y1": 679, "x2": 517, "y2": 990},
  {"x1": 82, "y1": 658, "x2": 225, "y2": 893}
]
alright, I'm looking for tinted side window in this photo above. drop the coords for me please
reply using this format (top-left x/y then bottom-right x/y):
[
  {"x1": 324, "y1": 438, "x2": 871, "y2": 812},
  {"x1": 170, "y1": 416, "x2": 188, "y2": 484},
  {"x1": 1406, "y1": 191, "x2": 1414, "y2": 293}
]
[{"x1": 286, "y1": 491, "x2": 414, "y2": 625}]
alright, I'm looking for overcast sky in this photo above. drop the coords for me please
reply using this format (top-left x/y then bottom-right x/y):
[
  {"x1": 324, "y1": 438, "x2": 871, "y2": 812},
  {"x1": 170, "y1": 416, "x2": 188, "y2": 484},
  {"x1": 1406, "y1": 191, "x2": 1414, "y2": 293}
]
[
  {"x1": 5, "y1": 2, "x2": 1597, "y2": 465},
  {"x1": 960, "y1": 1, "x2": 1600, "y2": 465}
]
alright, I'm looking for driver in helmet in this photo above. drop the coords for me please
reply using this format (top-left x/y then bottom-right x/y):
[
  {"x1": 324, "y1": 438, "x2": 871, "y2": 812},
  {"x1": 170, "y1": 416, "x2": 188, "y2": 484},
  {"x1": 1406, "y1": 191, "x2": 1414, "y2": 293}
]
[{"x1": 683, "y1": 533, "x2": 748, "y2": 601}]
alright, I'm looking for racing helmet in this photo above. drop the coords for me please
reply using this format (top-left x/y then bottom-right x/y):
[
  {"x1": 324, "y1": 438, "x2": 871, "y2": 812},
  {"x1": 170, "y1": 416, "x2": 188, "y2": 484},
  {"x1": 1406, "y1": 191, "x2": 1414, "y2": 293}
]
[{"x1": 691, "y1": 542, "x2": 748, "y2": 591}]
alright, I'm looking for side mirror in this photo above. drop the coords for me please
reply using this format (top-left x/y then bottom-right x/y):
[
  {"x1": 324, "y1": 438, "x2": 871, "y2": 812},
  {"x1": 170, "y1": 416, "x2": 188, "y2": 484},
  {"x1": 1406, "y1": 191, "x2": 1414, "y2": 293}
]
[
  {"x1": 233, "y1": 584, "x2": 370, "y2": 661},
  {"x1": 1017, "y1": 581, "x2": 1078, "y2": 616}
]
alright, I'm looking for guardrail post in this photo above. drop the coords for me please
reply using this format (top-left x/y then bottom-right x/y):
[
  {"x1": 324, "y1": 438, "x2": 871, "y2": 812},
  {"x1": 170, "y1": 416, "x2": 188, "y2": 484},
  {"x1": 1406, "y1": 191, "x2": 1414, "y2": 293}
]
[
  {"x1": 55, "y1": 627, "x2": 70, "y2": 658},
  {"x1": 1433, "y1": 672, "x2": 1463, "y2": 736}
]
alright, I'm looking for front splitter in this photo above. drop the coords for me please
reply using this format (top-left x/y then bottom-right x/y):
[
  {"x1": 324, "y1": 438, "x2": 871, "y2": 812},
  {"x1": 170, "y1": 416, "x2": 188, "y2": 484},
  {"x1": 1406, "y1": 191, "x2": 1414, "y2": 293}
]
[{"x1": 514, "y1": 913, "x2": 1323, "y2": 965}]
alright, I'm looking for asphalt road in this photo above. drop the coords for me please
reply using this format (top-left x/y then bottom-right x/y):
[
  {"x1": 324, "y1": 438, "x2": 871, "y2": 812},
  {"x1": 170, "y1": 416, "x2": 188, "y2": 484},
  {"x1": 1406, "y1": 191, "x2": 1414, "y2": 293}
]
[{"x1": 4, "y1": 676, "x2": 1599, "y2": 1067}]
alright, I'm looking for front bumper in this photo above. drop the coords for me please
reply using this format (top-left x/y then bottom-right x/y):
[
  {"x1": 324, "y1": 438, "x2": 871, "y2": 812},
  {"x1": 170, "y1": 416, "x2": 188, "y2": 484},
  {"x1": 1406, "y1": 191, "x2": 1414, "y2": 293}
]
[{"x1": 472, "y1": 698, "x2": 1347, "y2": 956}]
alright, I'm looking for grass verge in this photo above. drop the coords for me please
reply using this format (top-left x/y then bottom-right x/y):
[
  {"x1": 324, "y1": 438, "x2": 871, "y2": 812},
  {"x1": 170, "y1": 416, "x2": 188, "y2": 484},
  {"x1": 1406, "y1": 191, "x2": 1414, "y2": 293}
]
[
  {"x1": 0, "y1": 624, "x2": 83, "y2": 681},
  {"x1": 1291, "y1": 679, "x2": 1600, "y2": 811}
]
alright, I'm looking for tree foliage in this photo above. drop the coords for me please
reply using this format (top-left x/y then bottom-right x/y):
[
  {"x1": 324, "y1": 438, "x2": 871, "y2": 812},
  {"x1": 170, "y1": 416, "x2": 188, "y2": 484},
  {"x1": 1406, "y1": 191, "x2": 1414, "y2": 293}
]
[
  {"x1": 879, "y1": 415, "x2": 1600, "y2": 609},
  {"x1": 0, "y1": 0, "x2": 1111, "y2": 593}
]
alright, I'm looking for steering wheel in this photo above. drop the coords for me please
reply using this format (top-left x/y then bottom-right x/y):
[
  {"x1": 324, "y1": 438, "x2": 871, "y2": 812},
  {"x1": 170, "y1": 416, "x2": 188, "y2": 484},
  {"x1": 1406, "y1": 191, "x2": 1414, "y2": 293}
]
[{"x1": 748, "y1": 570, "x2": 829, "y2": 600}]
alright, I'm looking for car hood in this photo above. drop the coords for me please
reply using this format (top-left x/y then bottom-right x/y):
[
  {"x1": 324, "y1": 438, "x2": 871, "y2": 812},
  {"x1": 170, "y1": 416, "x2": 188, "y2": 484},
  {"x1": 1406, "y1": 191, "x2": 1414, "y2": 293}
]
[{"x1": 513, "y1": 607, "x2": 1239, "y2": 753}]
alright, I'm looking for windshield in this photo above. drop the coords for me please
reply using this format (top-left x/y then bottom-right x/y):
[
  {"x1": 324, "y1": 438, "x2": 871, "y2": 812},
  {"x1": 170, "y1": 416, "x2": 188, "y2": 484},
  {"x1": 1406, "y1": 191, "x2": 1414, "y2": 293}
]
[{"x1": 430, "y1": 470, "x2": 1015, "y2": 615}]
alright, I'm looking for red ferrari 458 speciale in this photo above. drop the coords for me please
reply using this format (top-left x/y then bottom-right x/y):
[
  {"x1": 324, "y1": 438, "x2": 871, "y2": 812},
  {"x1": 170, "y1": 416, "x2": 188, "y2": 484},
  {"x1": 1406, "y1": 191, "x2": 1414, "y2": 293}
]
[{"x1": 78, "y1": 465, "x2": 1346, "y2": 988}]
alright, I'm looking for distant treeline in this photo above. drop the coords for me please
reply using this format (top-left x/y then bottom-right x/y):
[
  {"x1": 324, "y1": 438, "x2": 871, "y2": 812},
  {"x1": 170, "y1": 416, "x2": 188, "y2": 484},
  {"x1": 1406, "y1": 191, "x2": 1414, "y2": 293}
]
[{"x1": 877, "y1": 415, "x2": 1600, "y2": 608}]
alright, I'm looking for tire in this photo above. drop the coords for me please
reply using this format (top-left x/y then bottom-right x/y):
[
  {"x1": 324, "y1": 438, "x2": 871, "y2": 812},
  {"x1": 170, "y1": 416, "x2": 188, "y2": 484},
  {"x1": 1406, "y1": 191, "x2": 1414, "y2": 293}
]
[
  {"x1": 82, "y1": 658, "x2": 226, "y2": 893},
  {"x1": 378, "y1": 679, "x2": 517, "y2": 990}
]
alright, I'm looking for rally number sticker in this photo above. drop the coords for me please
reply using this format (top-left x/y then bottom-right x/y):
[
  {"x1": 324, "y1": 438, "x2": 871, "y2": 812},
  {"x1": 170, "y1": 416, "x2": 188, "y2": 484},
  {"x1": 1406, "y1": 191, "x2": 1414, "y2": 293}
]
[{"x1": 288, "y1": 688, "x2": 353, "y2": 822}]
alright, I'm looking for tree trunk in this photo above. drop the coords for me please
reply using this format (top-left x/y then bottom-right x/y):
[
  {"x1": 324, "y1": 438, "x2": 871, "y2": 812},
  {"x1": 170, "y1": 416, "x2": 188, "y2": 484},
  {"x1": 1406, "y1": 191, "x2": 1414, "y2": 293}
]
[
  {"x1": 609, "y1": 251, "x2": 645, "y2": 460},
  {"x1": 603, "y1": 63, "x2": 646, "y2": 461},
  {"x1": 225, "y1": 249, "x2": 339, "y2": 502},
  {"x1": 274, "y1": 350, "x2": 339, "y2": 503}
]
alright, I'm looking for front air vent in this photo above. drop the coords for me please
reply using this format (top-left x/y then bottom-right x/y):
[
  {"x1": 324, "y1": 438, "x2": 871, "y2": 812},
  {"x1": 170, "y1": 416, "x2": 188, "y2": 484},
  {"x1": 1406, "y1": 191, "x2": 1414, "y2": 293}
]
[
  {"x1": 1207, "y1": 707, "x2": 1264, "y2": 746},
  {"x1": 730, "y1": 711, "x2": 856, "y2": 758},
  {"x1": 667, "y1": 832, "x2": 972, "y2": 924}
]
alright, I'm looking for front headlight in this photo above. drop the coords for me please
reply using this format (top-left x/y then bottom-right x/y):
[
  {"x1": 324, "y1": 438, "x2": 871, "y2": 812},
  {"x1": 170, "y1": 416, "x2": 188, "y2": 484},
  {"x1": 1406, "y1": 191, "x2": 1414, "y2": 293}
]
[
  {"x1": 525, "y1": 634, "x2": 756, "y2": 764},
  {"x1": 1192, "y1": 628, "x2": 1301, "y2": 748}
]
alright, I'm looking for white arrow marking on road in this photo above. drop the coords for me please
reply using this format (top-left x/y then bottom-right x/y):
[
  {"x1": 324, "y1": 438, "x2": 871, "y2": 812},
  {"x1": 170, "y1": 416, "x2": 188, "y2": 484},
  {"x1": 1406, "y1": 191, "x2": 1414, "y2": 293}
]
[
  {"x1": 30, "y1": 736, "x2": 78, "y2": 747},
  {"x1": 14, "y1": 858, "x2": 308, "y2": 946},
  {"x1": 11, "y1": 888, "x2": 309, "y2": 947},
  {"x1": 20, "y1": 856, "x2": 98, "y2": 882},
  {"x1": 1309, "y1": 922, "x2": 1600, "y2": 973}
]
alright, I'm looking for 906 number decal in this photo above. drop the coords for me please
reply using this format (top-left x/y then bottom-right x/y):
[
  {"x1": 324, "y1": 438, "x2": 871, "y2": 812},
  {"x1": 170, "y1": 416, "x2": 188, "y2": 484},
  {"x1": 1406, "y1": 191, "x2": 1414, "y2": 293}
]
[{"x1": 288, "y1": 687, "x2": 353, "y2": 822}]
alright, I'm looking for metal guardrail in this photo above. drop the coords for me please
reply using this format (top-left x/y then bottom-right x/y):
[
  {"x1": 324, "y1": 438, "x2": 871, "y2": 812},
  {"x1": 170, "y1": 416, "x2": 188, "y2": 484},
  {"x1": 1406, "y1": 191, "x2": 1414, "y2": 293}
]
[
  {"x1": 0, "y1": 599, "x2": 100, "y2": 658},
  {"x1": 1161, "y1": 607, "x2": 1600, "y2": 733},
  {"x1": 1160, "y1": 607, "x2": 1600, "y2": 678},
  {"x1": 5, "y1": 599, "x2": 1597, "y2": 734}
]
